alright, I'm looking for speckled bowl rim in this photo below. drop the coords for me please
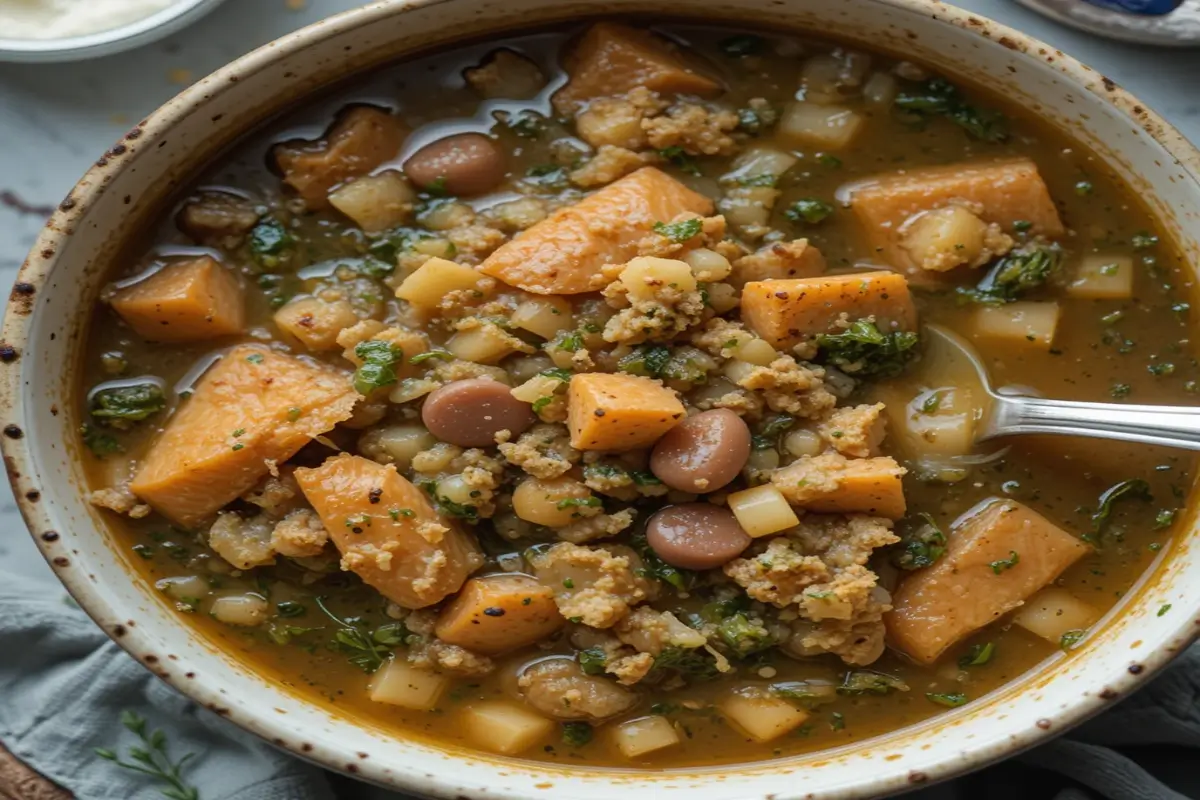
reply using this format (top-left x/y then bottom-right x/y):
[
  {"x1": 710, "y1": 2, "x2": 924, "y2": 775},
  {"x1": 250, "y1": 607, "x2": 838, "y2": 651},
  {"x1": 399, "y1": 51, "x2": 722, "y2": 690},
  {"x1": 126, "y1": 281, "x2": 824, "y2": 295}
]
[{"x1": 3, "y1": 1, "x2": 1200, "y2": 798}]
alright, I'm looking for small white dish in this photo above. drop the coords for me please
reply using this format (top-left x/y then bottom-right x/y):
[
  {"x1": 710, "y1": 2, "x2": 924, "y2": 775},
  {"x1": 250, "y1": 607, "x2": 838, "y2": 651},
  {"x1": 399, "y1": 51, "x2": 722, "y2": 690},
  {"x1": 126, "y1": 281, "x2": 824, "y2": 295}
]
[{"x1": 0, "y1": 0, "x2": 228, "y2": 63}]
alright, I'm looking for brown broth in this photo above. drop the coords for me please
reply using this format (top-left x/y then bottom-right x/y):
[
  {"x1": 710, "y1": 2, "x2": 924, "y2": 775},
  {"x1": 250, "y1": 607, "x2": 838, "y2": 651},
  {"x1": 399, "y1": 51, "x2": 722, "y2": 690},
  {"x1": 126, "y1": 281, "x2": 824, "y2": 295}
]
[{"x1": 80, "y1": 21, "x2": 1196, "y2": 768}]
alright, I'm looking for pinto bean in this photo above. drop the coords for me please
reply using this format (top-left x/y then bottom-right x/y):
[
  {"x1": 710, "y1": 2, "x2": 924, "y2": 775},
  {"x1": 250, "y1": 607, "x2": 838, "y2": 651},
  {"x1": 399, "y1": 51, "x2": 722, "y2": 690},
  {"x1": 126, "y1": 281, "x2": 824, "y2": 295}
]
[
  {"x1": 421, "y1": 378, "x2": 535, "y2": 447},
  {"x1": 645, "y1": 503, "x2": 752, "y2": 571},
  {"x1": 649, "y1": 408, "x2": 751, "y2": 493},
  {"x1": 404, "y1": 133, "x2": 507, "y2": 196}
]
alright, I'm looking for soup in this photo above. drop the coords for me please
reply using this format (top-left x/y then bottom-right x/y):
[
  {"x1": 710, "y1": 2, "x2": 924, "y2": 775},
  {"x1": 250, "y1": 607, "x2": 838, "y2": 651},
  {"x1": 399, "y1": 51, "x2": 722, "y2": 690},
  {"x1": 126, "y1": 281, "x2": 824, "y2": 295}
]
[{"x1": 79, "y1": 20, "x2": 1196, "y2": 767}]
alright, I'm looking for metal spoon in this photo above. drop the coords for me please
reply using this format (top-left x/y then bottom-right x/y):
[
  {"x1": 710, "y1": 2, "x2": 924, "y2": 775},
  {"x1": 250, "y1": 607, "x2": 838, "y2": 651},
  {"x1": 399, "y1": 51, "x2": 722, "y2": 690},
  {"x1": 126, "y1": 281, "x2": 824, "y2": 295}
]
[{"x1": 925, "y1": 324, "x2": 1200, "y2": 451}]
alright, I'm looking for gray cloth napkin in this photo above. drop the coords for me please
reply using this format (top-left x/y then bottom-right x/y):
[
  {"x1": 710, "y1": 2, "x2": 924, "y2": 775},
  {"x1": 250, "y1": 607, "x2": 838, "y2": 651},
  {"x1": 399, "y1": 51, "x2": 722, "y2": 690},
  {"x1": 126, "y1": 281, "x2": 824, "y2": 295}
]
[{"x1": 1, "y1": 568, "x2": 1197, "y2": 800}]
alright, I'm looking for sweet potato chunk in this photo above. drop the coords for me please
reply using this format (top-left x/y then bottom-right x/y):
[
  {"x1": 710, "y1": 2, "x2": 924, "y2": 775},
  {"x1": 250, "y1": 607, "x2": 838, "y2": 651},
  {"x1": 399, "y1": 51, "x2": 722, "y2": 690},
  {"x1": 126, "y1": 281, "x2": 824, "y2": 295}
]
[
  {"x1": 887, "y1": 499, "x2": 1089, "y2": 664},
  {"x1": 110, "y1": 256, "x2": 244, "y2": 343},
  {"x1": 273, "y1": 106, "x2": 407, "y2": 209},
  {"x1": 771, "y1": 453, "x2": 907, "y2": 519},
  {"x1": 479, "y1": 167, "x2": 713, "y2": 295},
  {"x1": 130, "y1": 346, "x2": 358, "y2": 526},
  {"x1": 552, "y1": 22, "x2": 721, "y2": 115},
  {"x1": 567, "y1": 373, "x2": 685, "y2": 451},
  {"x1": 740, "y1": 271, "x2": 916, "y2": 349},
  {"x1": 434, "y1": 574, "x2": 562, "y2": 654},
  {"x1": 295, "y1": 454, "x2": 484, "y2": 608},
  {"x1": 847, "y1": 159, "x2": 1064, "y2": 272}
]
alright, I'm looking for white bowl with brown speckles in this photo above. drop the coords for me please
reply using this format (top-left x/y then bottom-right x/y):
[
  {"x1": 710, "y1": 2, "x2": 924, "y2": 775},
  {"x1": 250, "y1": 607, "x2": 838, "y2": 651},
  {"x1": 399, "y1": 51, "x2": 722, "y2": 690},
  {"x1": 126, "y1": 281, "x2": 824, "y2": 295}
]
[{"x1": 4, "y1": 1, "x2": 1199, "y2": 797}]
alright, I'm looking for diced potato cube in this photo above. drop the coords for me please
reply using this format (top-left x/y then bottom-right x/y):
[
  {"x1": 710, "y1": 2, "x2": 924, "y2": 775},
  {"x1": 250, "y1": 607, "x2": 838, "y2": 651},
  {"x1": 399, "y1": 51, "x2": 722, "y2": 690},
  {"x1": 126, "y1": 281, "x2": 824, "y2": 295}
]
[
  {"x1": 479, "y1": 167, "x2": 713, "y2": 295},
  {"x1": 619, "y1": 256, "x2": 697, "y2": 303},
  {"x1": 369, "y1": 660, "x2": 449, "y2": 710},
  {"x1": 446, "y1": 323, "x2": 520, "y2": 365},
  {"x1": 1067, "y1": 254, "x2": 1134, "y2": 300},
  {"x1": 727, "y1": 484, "x2": 800, "y2": 538},
  {"x1": 612, "y1": 715, "x2": 681, "y2": 758},
  {"x1": 847, "y1": 158, "x2": 1064, "y2": 272},
  {"x1": 735, "y1": 338, "x2": 779, "y2": 367},
  {"x1": 900, "y1": 206, "x2": 991, "y2": 273},
  {"x1": 328, "y1": 171, "x2": 416, "y2": 233},
  {"x1": 395, "y1": 257, "x2": 486, "y2": 308},
  {"x1": 511, "y1": 296, "x2": 575, "y2": 339},
  {"x1": 682, "y1": 248, "x2": 732, "y2": 282},
  {"x1": 724, "y1": 147, "x2": 798, "y2": 186},
  {"x1": 740, "y1": 271, "x2": 917, "y2": 349},
  {"x1": 771, "y1": 453, "x2": 907, "y2": 519},
  {"x1": 567, "y1": 373, "x2": 685, "y2": 451},
  {"x1": 462, "y1": 701, "x2": 555, "y2": 755},
  {"x1": 552, "y1": 22, "x2": 721, "y2": 114},
  {"x1": 719, "y1": 687, "x2": 810, "y2": 742},
  {"x1": 779, "y1": 102, "x2": 865, "y2": 150},
  {"x1": 274, "y1": 296, "x2": 359, "y2": 351},
  {"x1": 210, "y1": 594, "x2": 268, "y2": 627},
  {"x1": 434, "y1": 574, "x2": 563, "y2": 654},
  {"x1": 971, "y1": 301, "x2": 1060, "y2": 348},
  {"x1": 1013, "y1": 587, "x2": 1099, "y2": 644},
  {"x1": 110, "y1": 256, "x2": 244, "y2": 342},
  {"x1": 888, "y1": 499, "x2": 1090, "y2": 664}
]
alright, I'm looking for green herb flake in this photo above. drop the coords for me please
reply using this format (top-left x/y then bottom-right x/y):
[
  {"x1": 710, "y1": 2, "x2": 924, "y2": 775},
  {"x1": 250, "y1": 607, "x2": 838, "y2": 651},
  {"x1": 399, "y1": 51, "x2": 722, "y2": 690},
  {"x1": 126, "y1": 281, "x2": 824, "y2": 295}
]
[
  {"x1": 658, "y1": 145, "x2": 701, "y2": 176},
  {"x1": 1075, "y1": 180, "x2": 1095, "y2": 196},
  {"x1": 957, "y1": 244, "x2": 1062, "y2": 305},
  {"x1": 819, "y1": 154, "x2": 843, "y2": 168},
  {"x1": 556, "y1": 497, "x2": 603, "y2": 510},
  {"x1": 1090, "y1": 479, "x2": 1151, "y2": 541},
  {"x1": 1132, "y1": 232, "x2": 1159, "y2": 250},
  {"x1": 80, "y1": 423, "x2": 122, "y2": 456},
  {"x1": 248, "y1": 217, "x2": 295, "y2": 265},
  {"x1": 1060, "y1": 629, "x2": 1086, "y2": 651},
  {"x1": 988, "y1": 550, "x2": 1020, "y2": 575},
  {"x1": 90, "y1": 382, "x2": 166, "y2": 426},
  {"x1": 1012, "y1": 220, "x2": 1033, "y2": 232},
  {"x1": 653, "y1": 218, "x2": 703, "y2": 243},
  {"x1": 837, "y1": 671, "x2": 909, "y2": 696},
  {"x1": 1154, "y1": 509, "x2": 1177, "y2": 530},
  {"x1": 245, "y1": 353, "x2": 265, "y2": 364},
  {"x1": 958, "y1": 642, "x2": 995, "y2": 667},
  {"x1": 578, "y1": 647, "x2": 608, "y2": 675},
  {"x1": 785, "y1": 197, "x2": 835, "y2": 225},
  {"x1": 892, "y1": 512, "x2": 947, "y2": 570},
  {"x1": 815, "y1": 319, "x2": 919, "y2": 378},
  {"x1": 408, "y1": 349, "x2": 454, "y2": 365},
  {"x1": 1158, "y1": 603, "x2": 1173, "y2": 617},
  {"x1": 1110, "y1": 383, "x2": 1132, "y2": 399},
  {"x1": 353, "y1": 339, "x2": 404, "y2": 395},
  {"x1": 926, "y1": 692, "x2": 968, "y2": 708},
  {"x1": 617, "y1": 344, "x2": 673, "y2": 378},
  {"x1": 561, "y1": 721, "x2": 594, "y2": 748},
  {"x1": 894, "y1": 77, "x2": 1008, "y2": 142}
]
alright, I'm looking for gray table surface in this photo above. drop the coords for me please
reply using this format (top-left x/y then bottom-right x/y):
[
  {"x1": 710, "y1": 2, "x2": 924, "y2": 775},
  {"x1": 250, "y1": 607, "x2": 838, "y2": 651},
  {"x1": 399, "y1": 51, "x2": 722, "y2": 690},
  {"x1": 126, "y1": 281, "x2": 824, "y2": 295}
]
[{"x1": 0, "y1": 0, "x2": 1197, "y2": 788}]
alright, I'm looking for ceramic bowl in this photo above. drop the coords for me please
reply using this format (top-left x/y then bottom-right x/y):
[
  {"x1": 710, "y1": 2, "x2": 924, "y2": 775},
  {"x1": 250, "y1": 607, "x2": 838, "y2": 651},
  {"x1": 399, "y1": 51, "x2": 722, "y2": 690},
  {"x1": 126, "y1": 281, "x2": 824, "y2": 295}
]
[
  {"x1": 0, "y1": 0, "x2": 228, "y2": 63},
  {"x1": 3, "y1": 1, "x2": 1199, "y2": 797}
]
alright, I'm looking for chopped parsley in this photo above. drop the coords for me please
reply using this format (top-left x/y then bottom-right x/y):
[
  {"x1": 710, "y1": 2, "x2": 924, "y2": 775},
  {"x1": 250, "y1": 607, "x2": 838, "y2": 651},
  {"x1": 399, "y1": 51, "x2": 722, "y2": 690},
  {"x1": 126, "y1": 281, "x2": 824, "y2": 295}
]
[
  {"x1": 658, "y1": 146, "x2": 701, "y2": 176},
  {"x1": 653, "y1": 218, "x2": 703, "y2": 243},
  {"x1": 89, "y1": 382, "x2": 166, "y2": 427},
  {"x1": 988, "y1": 550, "x2": 1020, "y2": 575},
  {"x1": 926, "y1": 692, "x2": 968, "y2": 708},
  {"x1": 1060, "y1": 629, "x2": 1086, "y2": 651},
  {"x1": 352, "y1": 340, "x2": 404, "y2": 396},
  {"x1": 958, "y1": 642, "x2": 995, "y2": 667},
  {"x1": 895, "y1": 77, "x2": 1008, "y2": 142},
  {"x1": 816, "y1": 319, "x2": 918, "y2": 378},
  {"x1": 957, "y1": 244, "x2": 1062, "y2": 305},
  {"x1": 1089, "y1": 479, "x2": 1151, "y2": 543},
  {"x1": 892, "y1": 513, "x2": 947, "y2": 570},
  {"x1": 561, "y1": 722, "x2": 594, "y2": 748},
  {"x1": 785, "y1": 197, "x2": 834, "y2": 225}
]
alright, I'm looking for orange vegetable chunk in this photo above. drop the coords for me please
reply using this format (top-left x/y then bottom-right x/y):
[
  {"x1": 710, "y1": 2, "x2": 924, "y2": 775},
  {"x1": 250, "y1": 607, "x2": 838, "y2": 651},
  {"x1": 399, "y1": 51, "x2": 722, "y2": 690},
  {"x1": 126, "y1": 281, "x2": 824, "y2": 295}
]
[
  {"x1": 740, "y1": 271, "x2": 916, "y2": 349},
  {"x1": 434, "y1": 573, "x2": 563, "y2": 654},
  {"x1": 130, "y1": 346, "x2": 358, "y2": 526},
  {"x1": 847, "y1": 158, "x2": 1064, "y2": 272},
  {"x1": 771, "y1": 453, "x2": 907, "y2": 519},
  {"x1": 887, "y1": 498, "x2": 1089, "y2": 664},
  {"x1": 295, "y1": 454, "x2": 484, "y2": 608},
  {"x1": 110, "y1": 256, "x2": 244, "y2": 343},
  {"x1": 273, "y1": 106, "x2": 407, "y2": 209},
  {"x1": 552, "y1": 22, "x2": 722, "y2": 114},
  {"x1": 567, "y1": 373, "x2": 685, "y2": 451},
  {"x1": 479, "y1": 167, "x2": 713, "y2": 295}
]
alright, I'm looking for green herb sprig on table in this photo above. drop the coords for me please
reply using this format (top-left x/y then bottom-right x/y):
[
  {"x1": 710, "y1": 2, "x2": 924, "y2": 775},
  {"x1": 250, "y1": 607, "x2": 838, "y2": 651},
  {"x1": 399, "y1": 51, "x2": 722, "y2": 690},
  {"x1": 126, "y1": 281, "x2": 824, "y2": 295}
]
[{"x1": 96, "y1": 711, "x2": 200, "y2": 800}]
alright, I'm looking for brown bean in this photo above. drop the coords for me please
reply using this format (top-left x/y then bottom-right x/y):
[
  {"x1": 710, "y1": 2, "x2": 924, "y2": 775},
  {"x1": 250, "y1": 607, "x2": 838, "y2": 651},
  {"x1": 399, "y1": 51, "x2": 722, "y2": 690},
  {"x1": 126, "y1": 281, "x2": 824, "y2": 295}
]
[
  {"x1": 421, "y1": 378, "x2": 535, "y2": 447},
  {"x1": 645, "y1": 504, "x2": 752, "y2": 571},
  {"x1": 404, "y1": 133, "x2": 506, "y2": 196},
  {"x1": 649, "y1": 408, "x2": 751, "y2": 493}
]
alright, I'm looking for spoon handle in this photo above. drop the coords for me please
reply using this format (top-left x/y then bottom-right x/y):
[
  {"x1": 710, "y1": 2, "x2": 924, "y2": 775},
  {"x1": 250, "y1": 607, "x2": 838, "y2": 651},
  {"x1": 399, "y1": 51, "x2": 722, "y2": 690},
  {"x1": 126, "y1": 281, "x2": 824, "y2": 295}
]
[{"x1": 983, "y1": 394, "x2": 1200, "y2": 450}]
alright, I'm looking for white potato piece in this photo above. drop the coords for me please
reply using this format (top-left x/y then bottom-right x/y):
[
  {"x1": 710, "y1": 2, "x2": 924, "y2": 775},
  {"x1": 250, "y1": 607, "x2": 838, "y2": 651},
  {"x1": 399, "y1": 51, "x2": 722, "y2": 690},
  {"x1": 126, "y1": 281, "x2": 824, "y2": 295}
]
[
  {"x1": 724, "y1": 147, "x2": 799, "y2": 185},
  {"x1": 357, "y1": 423, "x2": 437, "y2": 470},
  {"x1": 727, "y1": 484, "x2": 800, "y2": 538},
  {"x1": 612, "y1": 715, "x2": 681, "y2": 758},
  {"x1": 462, "y1": 701, "x2": 555, "y2": 755},
  {"x1": 210, "y1": 594, "x2": 269, "y2": 627},
  {"x1": 395, "y1": 257, "x2": 486, "y2": 308},
  {"x1": 1067, "y1": 254, "x2": 1134, "y2": 300},
  {"x1": 683, "y1": 248, "x2": 733, "y2": 282},
  {"x1": 971, "y1": 302, "x2": 1060, "y2": 348},
  {"x1": 619, "y1": 257, "x2": 697, "y2": 303},
  {"x1": 779, "y1": 102, "x2": 865, "y2": 150},
  {"x1": 719, "y1": 687, "x2": 809, "y2": 742},
  {"x1": 735, "y1": 338, "x2": 778, "y2": 367},
  {"x1": 369, "y1": 660, "x2": 449, "y2": 711},
  {"x1": 718, "y1": 185, "x2": 779, "y2": 239},
  {"x1": 512, "y1": 296, "x2": 575, "y2": 339},
  {"x1": 512, "y1": 374, "x2": 562, "y2": 405},
  {"x1": 328, "y1": 171, "x2": 415, "y2": 233},
  {"x1": 446, "y1": 324, "x2": 520, "y2": 364},
  {"x1": 1013, "y1": 587, "x2": 1100, "y2": 644},
  {"x1": 863, "y1": 71, "x2": 898, "y2": 105},
  {"x1": 900, "y1": 206, "x2": 989, "y2": 272}
]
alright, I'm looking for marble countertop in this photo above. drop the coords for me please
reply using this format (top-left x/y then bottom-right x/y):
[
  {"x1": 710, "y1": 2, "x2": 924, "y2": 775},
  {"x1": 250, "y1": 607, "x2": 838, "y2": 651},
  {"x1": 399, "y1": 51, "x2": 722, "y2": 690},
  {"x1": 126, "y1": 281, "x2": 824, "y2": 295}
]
[{"x1": 1, "y1": 0, "x2": 1199, "y2": 581}]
